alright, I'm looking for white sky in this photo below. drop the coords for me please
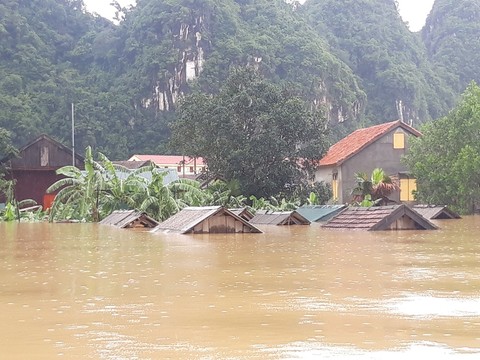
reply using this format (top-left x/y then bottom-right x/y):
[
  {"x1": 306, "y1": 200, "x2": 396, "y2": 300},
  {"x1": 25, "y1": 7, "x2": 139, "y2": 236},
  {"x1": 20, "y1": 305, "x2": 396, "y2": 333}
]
[{"x1": 83, "y1": 0, "x2": 435, "y2": 32}]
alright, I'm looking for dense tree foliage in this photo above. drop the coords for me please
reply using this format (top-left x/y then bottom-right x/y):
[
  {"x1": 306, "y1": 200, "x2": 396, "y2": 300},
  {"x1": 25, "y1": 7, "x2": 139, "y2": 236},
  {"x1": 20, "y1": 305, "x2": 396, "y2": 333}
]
[
  {"x1": 422, "y1": 0, "x2": 480, "y2": 94},
  {"x1": 0, "y1": 0, "x2": 477, "y2": 160},
  {"x1": 0, "y1": 0, "x2": 111, "y2": 147},
  {"x1": 302, "y1": 0, "x2": 455, "y2": 126},
  {"x1": 47, "y1": 146, "x2": 204, "y2": 221},
  {"x1": 404, "y1": 82, "x2": 480, "y2": 214},
  {"x1": 171, "y1": 67, "x2": 329, "y2": 198}
]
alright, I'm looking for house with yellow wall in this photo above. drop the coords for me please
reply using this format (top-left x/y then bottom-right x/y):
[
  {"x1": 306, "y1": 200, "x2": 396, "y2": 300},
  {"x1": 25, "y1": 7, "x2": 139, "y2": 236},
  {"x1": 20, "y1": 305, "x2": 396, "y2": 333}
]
[{"x1": 315, "y1": 120, "x2": 420, "y2": 204}]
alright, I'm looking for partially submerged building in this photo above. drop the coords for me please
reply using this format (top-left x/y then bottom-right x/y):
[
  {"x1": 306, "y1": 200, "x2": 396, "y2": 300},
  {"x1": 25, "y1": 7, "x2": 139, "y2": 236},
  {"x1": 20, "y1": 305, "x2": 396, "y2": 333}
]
[
  {"x1": 296, "y1": 205, "x2": 347, "y2": 223},
  {"x1": 151, "y1": 206, "x2": 262, "y2": 234},
  {"x1": 322, "y1": 204, "x2": 437, "y2": 231},
  {"x1": 0, "y1": 134, "x2": 84, "y2": 209},
  {"x1": 128, "y1": 154, "x2": 206, "y2": 178},
  {"x1": 230, "y1": 207, "x2": 254, "y2": 221},
  {"x1": 412, "y1": 205, "x2": 461, "y2": 220},
  {"x1": 99, "y1": 210, "x2": 159, "y2": 229},
  {"x1": 249, "y1": 210, "x2": 311, "y2": 225},
  {"x1": 315, "y1": 120, "x2": 421, "y2": 204}
]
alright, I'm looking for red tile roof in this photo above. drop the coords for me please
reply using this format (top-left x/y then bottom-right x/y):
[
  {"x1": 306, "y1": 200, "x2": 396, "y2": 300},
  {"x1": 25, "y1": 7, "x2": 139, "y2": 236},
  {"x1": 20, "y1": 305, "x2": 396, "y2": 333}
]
[
  {"x1": 128, "y1": 155, "x2": 205, "y2": 166},
  {"x1": 319, "y1": 120, "x2": 421, "y2": 166}
]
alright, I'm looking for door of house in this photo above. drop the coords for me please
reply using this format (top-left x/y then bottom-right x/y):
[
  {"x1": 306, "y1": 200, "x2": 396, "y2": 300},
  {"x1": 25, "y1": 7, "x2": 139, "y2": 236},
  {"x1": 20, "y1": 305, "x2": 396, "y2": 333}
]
[{"x1": 43, "y1": 193, "x2": 56, "y2": 210}]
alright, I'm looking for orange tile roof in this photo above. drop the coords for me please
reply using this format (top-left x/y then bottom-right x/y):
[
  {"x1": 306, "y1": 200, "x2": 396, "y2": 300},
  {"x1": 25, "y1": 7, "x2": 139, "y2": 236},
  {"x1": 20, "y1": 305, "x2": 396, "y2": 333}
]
[
  {"x1": 319, "y1": 120, "x2": 421, "y2": 166},
  {"x1": 129, "y1": 155, "x2": 205, "y2": 166}
]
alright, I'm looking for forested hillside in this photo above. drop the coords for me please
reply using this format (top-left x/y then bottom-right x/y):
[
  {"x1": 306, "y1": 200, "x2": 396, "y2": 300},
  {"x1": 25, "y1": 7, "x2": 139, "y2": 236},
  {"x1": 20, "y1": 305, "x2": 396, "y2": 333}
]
[
  {"x1": 0, "y1": 0, "x2": 112, "y2": 150},
  {"x1": 0, "y1": 0, "x2": 478, "y2": 159},
  {"x1": 422, "y1": 0, "x2": 480, "y2": 93},
  {"x1": 302, "y1": 0, "x2": 456, "y2": 125}
]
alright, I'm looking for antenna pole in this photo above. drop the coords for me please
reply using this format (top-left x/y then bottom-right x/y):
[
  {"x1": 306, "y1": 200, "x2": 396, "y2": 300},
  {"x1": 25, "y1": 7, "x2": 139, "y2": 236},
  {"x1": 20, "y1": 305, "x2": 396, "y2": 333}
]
[{"x1": 71, "y1": 103, "x2": 75, "y2": 166}]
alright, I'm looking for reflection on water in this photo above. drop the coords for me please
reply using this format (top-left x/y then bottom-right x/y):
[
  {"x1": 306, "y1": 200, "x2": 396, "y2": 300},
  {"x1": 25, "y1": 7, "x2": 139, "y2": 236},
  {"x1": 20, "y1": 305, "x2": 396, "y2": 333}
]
[{"x1": 1, "y1": 217, "x2": 480, "y2": 359}]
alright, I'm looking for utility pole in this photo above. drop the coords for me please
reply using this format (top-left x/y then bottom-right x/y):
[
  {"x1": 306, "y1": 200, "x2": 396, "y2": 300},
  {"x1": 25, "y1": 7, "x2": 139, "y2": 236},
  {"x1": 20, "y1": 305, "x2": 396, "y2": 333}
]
[{"x1": 71, "y1": 103, "x2": 75, "y2": 166}]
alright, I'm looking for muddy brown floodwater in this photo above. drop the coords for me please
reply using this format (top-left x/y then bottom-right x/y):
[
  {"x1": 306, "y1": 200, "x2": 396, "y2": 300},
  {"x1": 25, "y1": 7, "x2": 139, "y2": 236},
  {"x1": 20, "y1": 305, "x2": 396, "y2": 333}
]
[{"x1": 1, "y1": 217, "x2": 480, "y2": 359}]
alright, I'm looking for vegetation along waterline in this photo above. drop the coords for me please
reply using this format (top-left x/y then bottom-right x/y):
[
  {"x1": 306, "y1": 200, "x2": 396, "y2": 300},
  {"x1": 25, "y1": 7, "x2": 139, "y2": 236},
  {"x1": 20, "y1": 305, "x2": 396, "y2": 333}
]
[{"x1": 1, "y1": 0, "x2": 480, "y2": 220}]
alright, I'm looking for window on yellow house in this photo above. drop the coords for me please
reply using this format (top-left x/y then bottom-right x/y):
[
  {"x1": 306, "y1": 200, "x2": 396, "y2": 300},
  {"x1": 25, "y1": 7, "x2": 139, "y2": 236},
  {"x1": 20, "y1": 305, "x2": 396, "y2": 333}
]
[
  {"x1": 332, "y1": 172, "x2": 338, "y2": 201},
  {"x1": 393, "y1": 132, "x2": 405, "y2": 149},
  {"x1": 400, "y1": 178, "x2": 416, "y2": 201}
]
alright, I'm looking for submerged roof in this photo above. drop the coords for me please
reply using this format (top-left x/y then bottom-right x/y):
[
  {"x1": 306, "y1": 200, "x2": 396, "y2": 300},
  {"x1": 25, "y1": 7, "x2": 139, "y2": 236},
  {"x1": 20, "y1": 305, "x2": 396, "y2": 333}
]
[
  {"x1": 319, "y1": 120, "x2": 421, "y2": 167},
  {"x1": 413, "y1": 205, "x2": 461, "y2": 220},
  {"x1": 152, "y1": 206, "x2": 262, "y2": 234},
  {"x1": 250, "y1": 210, "x2": 311, "y2": 225},
  {"x1": 296, "y1": 205, "x2": 347, "y2": 222},
  {"x1": 322, "y1": 204, "x2": 437, "y2": 231},
  {"x1": 100, "y1": 210, "x2": 159, "y2": 228},
  {"x1": 230, "y1": 207, "x2": 254, "y2": 221}
]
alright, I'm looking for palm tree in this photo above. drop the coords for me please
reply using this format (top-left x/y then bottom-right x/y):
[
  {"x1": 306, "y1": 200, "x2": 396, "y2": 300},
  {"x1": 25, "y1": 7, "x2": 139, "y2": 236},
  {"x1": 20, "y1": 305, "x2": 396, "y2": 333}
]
[
  {"x1": 352, "y1": 168, "x2": 398, "y2": 206},
  {"x1": 370, "y1": 168, "x2": 398, "y2": 203}
]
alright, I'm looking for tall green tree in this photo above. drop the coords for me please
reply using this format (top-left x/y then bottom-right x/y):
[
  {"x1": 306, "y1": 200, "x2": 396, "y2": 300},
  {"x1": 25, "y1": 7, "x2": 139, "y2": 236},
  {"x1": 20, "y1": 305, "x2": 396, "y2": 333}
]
[
  {"x1": 171, "y1": 67, "x2": 329, "y2": 198},
  {"x1": 404, "y1": 82, "x2": 480, "y2": 214}
]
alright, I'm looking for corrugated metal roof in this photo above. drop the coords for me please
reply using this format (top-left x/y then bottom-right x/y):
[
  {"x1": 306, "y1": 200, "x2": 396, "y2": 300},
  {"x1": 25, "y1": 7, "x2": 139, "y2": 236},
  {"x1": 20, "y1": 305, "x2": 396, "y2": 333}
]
[
  {"x1": 98, "y1": 167, "x2": 179, "y2": 186},
  {"x1": 152, "y1": 206, "x2": 262, "y2": 234},
  {"x1": 112, "y1": 160, "x2": 154, "y2": 169},
  {"x1": 296, "y1": 205, "x2": 347, "y2": 222},
  {"x1": 322, "y1": 205, "x2": 437, "y2": 231},
  {"x1": 319, "y1": 120, "x2": 422, "y2": 167},
  {"x1": 413, "y1": 205, "x2": 461, "y2": 219},
  {"x1": 100, "y1": 210, "x2": 159, "y2": 228},
  {"x1": 230, "y1": 208, "x2": 254, "y2": 221},
  {"x1": 250, "y1": 210, "x2": 311, "y2": 225},
  {"x1": 128, "y1": 155, "x2": 205, "y2": 166}
]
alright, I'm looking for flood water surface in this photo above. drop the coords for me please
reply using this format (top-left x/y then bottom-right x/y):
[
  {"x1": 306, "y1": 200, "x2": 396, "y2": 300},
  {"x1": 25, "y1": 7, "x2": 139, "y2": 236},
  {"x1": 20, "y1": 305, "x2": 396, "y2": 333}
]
[{"x1": 1, "y1": 217, "x2": 480, "y2": 359}]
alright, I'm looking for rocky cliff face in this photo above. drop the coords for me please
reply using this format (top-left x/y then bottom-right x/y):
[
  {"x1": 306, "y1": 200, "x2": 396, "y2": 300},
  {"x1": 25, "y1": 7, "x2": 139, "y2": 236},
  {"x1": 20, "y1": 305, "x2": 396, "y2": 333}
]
[
  {"x1": 119, "y1": 0, "x2": 366, "y2": 125},
  {"x1": 152, "y1": 16, "x2": 207, "y2": 112}
]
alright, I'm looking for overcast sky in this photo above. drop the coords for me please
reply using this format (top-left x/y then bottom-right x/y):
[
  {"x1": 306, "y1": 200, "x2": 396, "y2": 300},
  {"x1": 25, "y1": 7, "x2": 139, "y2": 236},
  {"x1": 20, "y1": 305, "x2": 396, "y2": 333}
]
[{"x1": 83, "y1": 0, "x2": 435, "y2": 32}]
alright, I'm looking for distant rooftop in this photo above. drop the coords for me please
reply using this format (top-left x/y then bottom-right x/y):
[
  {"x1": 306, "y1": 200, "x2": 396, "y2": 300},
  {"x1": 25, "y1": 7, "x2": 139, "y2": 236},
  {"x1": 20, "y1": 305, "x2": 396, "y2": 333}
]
[{"x1": 129, "y1": 155, "x2": 205, "y2": 166}]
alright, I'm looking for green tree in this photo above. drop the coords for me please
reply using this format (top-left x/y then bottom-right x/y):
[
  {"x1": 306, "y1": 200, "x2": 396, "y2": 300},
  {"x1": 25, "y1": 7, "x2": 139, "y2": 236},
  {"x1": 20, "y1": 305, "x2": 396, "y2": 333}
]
[
  {"x1": 171, "y1": 67, "x2": 329, "y2": 198},
  {"x1": 203, "y1": 179, "x2": 247, "y2": 207},
  {"x1": 0, "y1": 128, "x2": 16, "y2": 159},
  {"x1": 404, "y1": 82, "x2": 480, "y2": 214}
]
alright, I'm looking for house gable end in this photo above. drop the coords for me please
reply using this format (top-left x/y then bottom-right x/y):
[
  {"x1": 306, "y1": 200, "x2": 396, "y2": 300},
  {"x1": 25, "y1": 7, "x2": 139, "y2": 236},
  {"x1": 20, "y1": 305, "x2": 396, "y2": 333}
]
[
  {"x1": 4, "y1": 134, "x2": 84, "y2": 170},
  {"x1": 319, "y1": 120, "x2": 421, "y2": 168}
]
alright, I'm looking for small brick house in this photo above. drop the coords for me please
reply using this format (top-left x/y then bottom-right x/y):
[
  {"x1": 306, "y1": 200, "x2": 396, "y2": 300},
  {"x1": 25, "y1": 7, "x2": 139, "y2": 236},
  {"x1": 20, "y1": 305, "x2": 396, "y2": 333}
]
[
  {"x1": 315, "y1": 120, "x2": 421, "y2": 204},
  {"x1": 1, "y1": 134, "x2": 84, "y2": 209}
]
